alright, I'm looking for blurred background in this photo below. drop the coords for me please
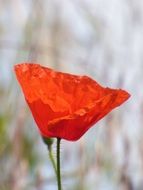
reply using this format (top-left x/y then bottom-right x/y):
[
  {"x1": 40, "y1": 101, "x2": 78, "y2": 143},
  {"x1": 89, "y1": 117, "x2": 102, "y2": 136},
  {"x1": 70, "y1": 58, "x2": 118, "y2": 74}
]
[{"x1": 0, "y1": 0, "x2": 143, "y2": 189}]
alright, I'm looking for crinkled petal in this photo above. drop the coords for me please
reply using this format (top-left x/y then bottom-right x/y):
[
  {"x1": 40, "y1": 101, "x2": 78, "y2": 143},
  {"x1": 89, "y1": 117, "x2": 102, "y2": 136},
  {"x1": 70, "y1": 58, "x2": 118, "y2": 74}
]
[
  {"x1": 47, "y1": 90, "x2": 130, "y2": 140},
  {"x1": 14, "y1": 63, "x2": 130, "y2": 141}
]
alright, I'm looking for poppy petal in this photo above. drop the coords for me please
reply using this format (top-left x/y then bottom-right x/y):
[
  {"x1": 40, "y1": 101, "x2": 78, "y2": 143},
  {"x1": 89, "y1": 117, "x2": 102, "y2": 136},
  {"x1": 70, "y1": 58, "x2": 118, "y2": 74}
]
[
  {"x1": 47, "y1": 90, "x2": 130, "y2": 140},
  {"x1": 14, "y1": 63, "x2": 130, "y2": 141}
]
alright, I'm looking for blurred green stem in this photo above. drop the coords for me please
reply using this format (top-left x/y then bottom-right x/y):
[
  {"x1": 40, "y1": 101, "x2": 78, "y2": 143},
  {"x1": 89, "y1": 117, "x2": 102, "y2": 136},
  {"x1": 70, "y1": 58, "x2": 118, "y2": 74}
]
[
  {"x1": 48, "y1": 146, "x2": 57, "y2": 175},
  {"x1": 57, "y1": 138, "x2": 62, "y2": 190}
]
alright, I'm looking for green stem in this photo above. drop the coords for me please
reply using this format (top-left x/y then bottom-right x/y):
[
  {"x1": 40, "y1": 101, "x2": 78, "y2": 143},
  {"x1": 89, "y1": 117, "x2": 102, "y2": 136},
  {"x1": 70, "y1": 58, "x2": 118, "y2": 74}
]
[
  {"x1": 57, "y1": 138, "x2": 62, "y2": 190},
  {"x1": 48, "y1": 146, "x2": 57, "y2": 175}
]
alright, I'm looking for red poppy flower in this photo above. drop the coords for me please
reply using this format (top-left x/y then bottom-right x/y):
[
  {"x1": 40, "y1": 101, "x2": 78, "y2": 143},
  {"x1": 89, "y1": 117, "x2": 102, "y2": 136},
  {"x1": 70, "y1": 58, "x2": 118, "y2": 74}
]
[{"x1": 14, "y1": 63, "x2": 130, "y2": 141}]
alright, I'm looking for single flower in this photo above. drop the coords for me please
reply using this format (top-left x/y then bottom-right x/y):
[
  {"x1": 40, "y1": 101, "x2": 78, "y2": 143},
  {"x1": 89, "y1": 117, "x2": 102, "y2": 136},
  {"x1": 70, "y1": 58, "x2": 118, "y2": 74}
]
[{"x1": 14, "y1": 63, "x2": 130, "y2": 141}]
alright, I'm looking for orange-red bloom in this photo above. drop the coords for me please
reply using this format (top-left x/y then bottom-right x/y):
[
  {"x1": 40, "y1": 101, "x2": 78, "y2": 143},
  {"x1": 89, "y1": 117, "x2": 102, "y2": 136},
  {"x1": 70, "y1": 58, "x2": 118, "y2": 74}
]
[{"x1": 14, "y1": 63, "x2": 130, "y2": 141}]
